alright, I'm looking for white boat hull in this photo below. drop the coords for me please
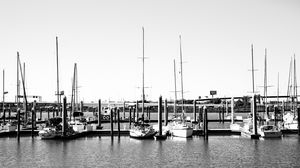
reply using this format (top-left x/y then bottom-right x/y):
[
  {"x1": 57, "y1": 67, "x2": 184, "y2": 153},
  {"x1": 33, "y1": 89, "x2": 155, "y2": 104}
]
[
  {"x1": 260, "y1": 131, "x2": 282, "y2": 138},
  {"x1": 170, "y1": 128, "x2": 193, "y2": 138}
]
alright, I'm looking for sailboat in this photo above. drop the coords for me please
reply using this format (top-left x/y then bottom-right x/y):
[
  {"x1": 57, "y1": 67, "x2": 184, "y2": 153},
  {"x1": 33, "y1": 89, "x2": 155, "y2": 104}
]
[
  {"x1": 258, "y1": 49, "x2": 282, "y2": 138},
  {"x1": 39, "y1": 37, "x2": 77, "y2": 139},
  {"x1": 283, "y1": 55, "x2": 298, "y2": 130},
  {"x1": 168, "y1": 35, "x2": 193, "y2": 138},
  {"x1": 129, "y1": 28, "x2": 156, "y2": 139}
]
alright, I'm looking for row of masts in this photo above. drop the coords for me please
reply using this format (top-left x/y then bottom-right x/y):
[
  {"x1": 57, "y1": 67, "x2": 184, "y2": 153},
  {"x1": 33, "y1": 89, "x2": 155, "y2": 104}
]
[{"x1": 251, "y1": 44, "x2": 298, "y2": 115}]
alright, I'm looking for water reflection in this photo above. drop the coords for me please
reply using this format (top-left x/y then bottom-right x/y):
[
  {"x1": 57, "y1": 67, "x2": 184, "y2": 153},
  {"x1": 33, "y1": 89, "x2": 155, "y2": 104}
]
[{"x1": 1, "y1": 136, "x2": 300, "y2": 167}]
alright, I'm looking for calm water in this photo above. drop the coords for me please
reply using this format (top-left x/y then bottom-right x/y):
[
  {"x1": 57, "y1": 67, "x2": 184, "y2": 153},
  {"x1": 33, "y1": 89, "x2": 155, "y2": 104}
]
[{"x1": 0, "y1": 135, "x2": 300, "y2": 168}]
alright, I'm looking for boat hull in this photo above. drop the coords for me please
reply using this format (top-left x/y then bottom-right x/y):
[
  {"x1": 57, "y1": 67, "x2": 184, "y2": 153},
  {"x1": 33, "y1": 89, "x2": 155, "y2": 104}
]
[
  {"x1": 129, "y1": 130, "x2": 156, "y2": 139},
  {"x1": 170, "y1": 128, "x2": 193, "y2": 138}
]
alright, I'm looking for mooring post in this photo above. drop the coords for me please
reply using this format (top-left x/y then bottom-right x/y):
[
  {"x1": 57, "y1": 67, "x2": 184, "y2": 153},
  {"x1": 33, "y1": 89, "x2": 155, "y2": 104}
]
[
  {"x1": 110, "y1": 108, "x2": 114, "y2": 137},
  {"x1": 281, "y1": 101, "x2": 284, "y2": 122},
  {"x1": 222, "y1": 105, "x2": 225, "y2": 123},
  {"x1": 298, "y1": 107, "x2": 300, "y2": 136},
  {"x1": 231, "y1": 97, "x2": 234, "y2": 124},
  {"x1": 117, "y1": 108, "x2": 120, "y2": 137},
  {"x1": 136, "y1": 100, "x2": 139, "y2": 122},
  {"x1": 204, "y1": 106, "x2": 208, "y2": 139},
  {"x1": 193, "y1": 100, "x2": 196, "y2": 123},
  {"x1": 123, "y1": 102, "x2": 126, "y2": 120},
  {"x1": 40, "y1": 108, "x2": 42, "y2": 121},
  {"x1": 62, "y1": 97, "x2": 67, "y2": 137},
  {"x1": 17, "y1": 108, "x2": 20, "y2": 139},
  {"x1": 251, "y1": 94, "x2": 259, "y2": 139},
  {"x1": 133, "y1": 106, "x2": 136, "y2": 123},
  {"x1": 164, "y1": 99, "x2": 168, "y2": 126},
  {"x1": 148, "y1": 106, "x2": 151, "y2": 121},
  {"x1": 31, "y1": 101, "x2": 36, "y2": 137},
  {"x1": 97, "y1": 99, "x2": 102, "y2": 129},
  {"x1": 158, "y1": 96, "x2": 162, "y2": 136},
  {"x1": 8, "y1": 106, "x2": 11, "y2": 123},
  {"x1": 129, "y1": 107, "x2": 132, "y2": 127},
  {"x1": 274, "y1": 106, "x2": 278, "y2": 127},
  {"x1": 198, "y1": 106, "x2": 203, "y2": 129},
  {"x1": 218, "y1": 107, "x2": 221, "y2": 123},
  {"x1": 47, "y1": 108, "x2": 50, "y2": 120},
  {"x1": 145, "y1": 106, "x2": 148, "y2": 120},
  {"x1": 114, "y1": 107, "x2": 117, "y2": 123},
  {"x1": 3, "y1": 108, "x2": 5, "y2": 125},
  {"x1": 53, "y1": 109, "x2": 55, "y2": 118}
]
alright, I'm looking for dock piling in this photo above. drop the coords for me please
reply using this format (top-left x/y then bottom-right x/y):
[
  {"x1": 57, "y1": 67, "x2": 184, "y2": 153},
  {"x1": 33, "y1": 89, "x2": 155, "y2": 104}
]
[
  {"x1": 110, "y1": 108, "x2": 113, "y2": 137},
  {"x1": 129, "y1": 107, "x2": 132, "y2": 127},
  {"x1": 117, "y1": 108, "x2": 120, "y2": 137},
  {"x1": 158, "y1": 96, "x2": 162, "y2": 136},
  {"x1": 17, "y1": 108, "x2": 20, "y2": 139},
  {"x1": 62, "y1": 97, "x2": 67, "y2": 137},
  {"x1": 31, "y1": 101, "x2": 36, "y2": 137},
  {"x1": 193, "y1": 100, "x2": 196, "y2": 123},
  {"x1": 298, "y1": 108, "x2": 300, "y2": 136},
  {"x1": 251, "y1": 94, "x2": 259, "y2": 139},
  {"x1": 123, "y1": 102, "x2": 126, "y2": 119},
  {"x1": 136, "y1": 100, "x2": 139, "y2": 121},
  {"x1": 164, "y1": 99, "x2": 168, "y2": 126},
  {"x1": 47, "y1": 108, "x2": 50, "y2": 120},
  {"x1": 204, "y1": 106, "x2": 208, "y2": 139},
  {"x1": 97, "y1": 99, "x2": 102, "y2": 129}
]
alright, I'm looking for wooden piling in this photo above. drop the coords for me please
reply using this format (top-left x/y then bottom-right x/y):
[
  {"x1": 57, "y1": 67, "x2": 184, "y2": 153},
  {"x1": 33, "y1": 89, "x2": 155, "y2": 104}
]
[
  {"x1": 148, "y1": 106, "x2": 150, "y2": 121},
  {"x1": 62, "y1": 97, "x2": 67, "y2": 137},
  {"x1": 17, "y1": 108, "x2": 20, "y2": 139},
  {"x1": 114, "y1": 107, "x2": 117, "y2": 123},
  {"x1": 97, "y1": 99, "x2": 102, "y2": 129},
  {"x1": 117, "y1": 108, "x2": 120, "y2": 137},
  {"x1": 47, "y1": 108, "x2": 50, "y2": 120},
  {"x1": 110, "y1": 108, "x2": 113, "y2": 137},
  {"x1": 274, "y1": 106, "x2": 278, "y2": 127},
  {"x1": 40, "y1": 108, "x2": 42, "y2": 121},
  {"x1": 164, "y1": 99, "x2": 168, "y2": 126},
  {"x1": 251, "y1": 95, "x2": 259, "y2": 139},
  {"x1": 158, "y1": 96, "x2": 162, "y2": 136},
  {"x1": 123, "y1": 102, "x2": 126, "y2": 119},
  {"x1": 8, "y1": 106, "x2": 11, "y2": 122},
  {"x1": 222, "y1": 105, "x2": 225, "y2": 123},
  {"x1": 204, "y1": 106, "x2": 208, "y2": 139},
  {"x1": 31, "y1": 101, "x2": 36, "y2": 137},
  {"x1": 193, "y1": 100, "x2": 196, "y2": 123},
  {"x1": 198, "y1": 106, "x2": 203, "y2": 129},
  {"x1": 129, "y1": 107, "x2": 132, "y2": 127},
  {"x1": 136, "y1": 100, "x2": 139, "y2": 121},
  {"x1": 133, "y1": 107, "x2": 136, "y2": 123},
  {"x1": 298, "y1": 108, "x2": 300, "y2": 136},
  {"x1": 231, "y1": 97, "x2": 234, "y2": 124}
]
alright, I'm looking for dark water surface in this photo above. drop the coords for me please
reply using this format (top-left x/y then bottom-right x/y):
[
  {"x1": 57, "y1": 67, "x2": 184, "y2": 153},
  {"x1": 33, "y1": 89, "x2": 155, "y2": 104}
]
[{"x1": 0, "y1": 135, "x2": 300, "y2": 168}]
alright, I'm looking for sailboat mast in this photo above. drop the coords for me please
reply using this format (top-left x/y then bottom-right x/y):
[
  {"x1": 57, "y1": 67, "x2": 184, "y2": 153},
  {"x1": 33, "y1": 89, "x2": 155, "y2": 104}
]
[
  {"x1": 56, "y1": 36, "x2": 60, "y2": 116},
  {"x1": 179, "y1": 35, "x2": 184, "y2": 113},
  {"x1": 277, "y1": 72, "x2": 279, "y2": 107},
  {"x1": 264, "y1": 48, "x2": 268, "y2": 120},
  {"x1": 251, "y1": 44, "x2": 255, "y2": 93},
  {"x1": 17, "y1": 52, "x2": 20, "y2": 108},
  {"x1": 142, "y1": 27, "x2": 145, "y2": 117},
  {"x1": 293, "y1": 54, "x2": 297, "y2": 113},
  {"x1": 2, "y1": 70, "x2": 4, "y2": 121},
  {"x1": 173, "y1": 59, "x2": 177, "y2": 115},
  {"x1": 75, "y1": 64, "x2": 78, "y2": 111}
]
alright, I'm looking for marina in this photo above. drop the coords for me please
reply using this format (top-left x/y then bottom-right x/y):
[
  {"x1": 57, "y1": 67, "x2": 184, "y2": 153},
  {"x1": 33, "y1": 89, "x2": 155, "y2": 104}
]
[{"x1": 1, "y1": 0, "x2": 300, "y2": 167}]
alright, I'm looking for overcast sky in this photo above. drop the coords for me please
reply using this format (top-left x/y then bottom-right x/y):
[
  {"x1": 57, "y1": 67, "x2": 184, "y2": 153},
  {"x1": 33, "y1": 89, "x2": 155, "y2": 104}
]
[{"x1": 0, "y1": 0, "x2": 299, "y2": 103}]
